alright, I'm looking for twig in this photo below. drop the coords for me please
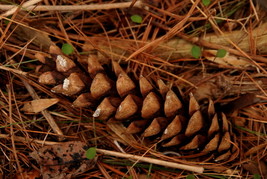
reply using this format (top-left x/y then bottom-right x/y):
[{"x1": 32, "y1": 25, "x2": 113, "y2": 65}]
[
  {"x1": 0, "y1": 1, "x2": 143, "y2": 12},
  {"x1": 0, "y1": 0, "x2": 42, "y2": 20},
  {"x1": 0, "y1": 134, "x2": 60, "y2": 145},
  {"x1": 96, "y1": 148, "x2": 204, "y2": 173},
  {"x1": 0, "y1": 66, "x2": 28, "y2": 76}
]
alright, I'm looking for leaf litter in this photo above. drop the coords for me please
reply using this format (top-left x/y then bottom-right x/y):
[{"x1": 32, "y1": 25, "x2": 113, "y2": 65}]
[
  {"x1": 0, "y1": 0, "x2": 267, "y2": 178},
  {"x1": 30, "y1": 141, "x2": 96, "y2": 179}
]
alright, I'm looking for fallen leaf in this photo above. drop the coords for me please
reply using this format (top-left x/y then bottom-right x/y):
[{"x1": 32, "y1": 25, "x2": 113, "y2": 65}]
[
  {"x1": 15, "y1": 169, "x2": 40, "y2": 179},
  {"x1": 260, "y1": 160, "x2": 267, "y2": 179},
  {"x1": 222, "y1": 93, "x2": 261, "y2": 114},
  {"x1": 242, "y1": 161, "x2": 260, "y2": 175},
  {"x1": 30, "y1": 141, "x2": 96, "y2": 179},
  {"x1": 21, "y1": 98, "x2": 59, "y2": 113}
]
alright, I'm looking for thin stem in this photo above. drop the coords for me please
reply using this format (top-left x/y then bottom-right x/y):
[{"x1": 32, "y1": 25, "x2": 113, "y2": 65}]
[
  {"x1": 96, "y1": 148, "x2": 205, "y2": 173},
  {"x1": 0, "y1": 1, "x2": 143, "y2": 12}
]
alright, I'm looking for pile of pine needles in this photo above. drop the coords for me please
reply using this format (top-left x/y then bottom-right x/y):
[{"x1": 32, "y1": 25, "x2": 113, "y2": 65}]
[{"x1": 0, "y1": 0, "x2": 267, "y2": 178}]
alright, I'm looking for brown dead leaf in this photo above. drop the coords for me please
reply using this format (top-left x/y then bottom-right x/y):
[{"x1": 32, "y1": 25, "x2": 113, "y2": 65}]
[
  {"x1": 242, "y1": 161, "x2": 260, "y2": 175},
  {"x1": 15, "y1": 169, "x2": 40, "y2": 179},
  {"x1": 22, "y1": 98, "x2": 59, "y2": 113},
  {"x1": 222, "y1": 93, "x2": 261, "y2": 114},
  {"x1": 30, "y1": 141, "x2": 96, "y2": 179}
]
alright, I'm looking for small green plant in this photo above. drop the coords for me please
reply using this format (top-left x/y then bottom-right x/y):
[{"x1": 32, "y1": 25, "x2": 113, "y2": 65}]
[
  {"x1": 86, "y1": 147, "x2": 97, "y2": 159},
  {"x1": 186, "y1": 174, "x2": 195, "y2": 179},
  {"x1": 61, "y1": 43, "x2": 74, "y2": 55},
  {"x1": 253, "y1": 174, "x2": 261, "y2": 179},
  {"x1": 4, "y1": 16, "x2": 12, "y2": 25},
  {"x1": 130, "y1": 15, "x2": 142, "y2": 24},
  {"x1": 202, "y1": 0, "x2": 211, "y2": 6},
  {"x1": 191, "y1": 45, "x2": 202, "y2": 59},
  {"x1": 216, "y1": 49, "x2": 227, "y2": 58},
  {"x1": 4, "y1": 19, "x2": 10, "y2": 25}
]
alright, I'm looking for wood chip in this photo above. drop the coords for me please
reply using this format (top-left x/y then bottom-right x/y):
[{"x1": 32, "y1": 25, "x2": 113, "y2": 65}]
[{"x1": 22, "y1": 98, "x2": 59, "y2": 113}]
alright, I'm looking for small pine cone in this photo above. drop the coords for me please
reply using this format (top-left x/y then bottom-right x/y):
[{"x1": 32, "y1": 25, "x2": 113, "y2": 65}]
[{"x1": 38, "y1": 48, "x2": 237, "y2": 161}]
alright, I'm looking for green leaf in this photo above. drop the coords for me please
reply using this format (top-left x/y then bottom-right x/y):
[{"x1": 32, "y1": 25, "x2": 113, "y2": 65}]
[
  {"x1": 253, "y1": 174, "x2": 261, "y2": 179},
  {"x1": 216, "y1": 49, "x2": 227, "y2": 58},
  {"x1": 204, "y1": 174, "x2": 227, "y2": 179},
  {"x1": 4, "y1": 19, "x2": 10, "y2": 25},
  {"x1": 186, "y1": 174, "x2": 195, "y2": 179},
  {"x1": 130, "y1": 15, "x2": 142, "y2": 24},
  {"x1": 191, "y1": 45, "x2": 201, "y2": 59},
  {"x1": 202, "y1": 0, "x2": 211, "y2": 6},
  {"x1": 61, "y1": 43, "x2": 74, "y2": 55},
  {"x1": 86, "y1": 147, "x2": 97, "y2": 159},
  {"x1": 4, "y1": 16, "x2": 12, "y2": 25}
]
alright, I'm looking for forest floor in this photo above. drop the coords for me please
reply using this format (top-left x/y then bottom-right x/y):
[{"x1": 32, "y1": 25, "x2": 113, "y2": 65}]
[{"x1": 0, "y1": 0, "x2": 267, "y2": 178}]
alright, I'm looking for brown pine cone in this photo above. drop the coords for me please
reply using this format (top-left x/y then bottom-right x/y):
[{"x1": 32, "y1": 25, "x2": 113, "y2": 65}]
[{"x1": 37, "y1": 45, "x2": 238, "y2": 162}]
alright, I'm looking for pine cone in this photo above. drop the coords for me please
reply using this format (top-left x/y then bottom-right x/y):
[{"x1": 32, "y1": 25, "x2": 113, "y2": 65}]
[{"x1": 37, "y1": 46, "x2": 237, "y2": 161}]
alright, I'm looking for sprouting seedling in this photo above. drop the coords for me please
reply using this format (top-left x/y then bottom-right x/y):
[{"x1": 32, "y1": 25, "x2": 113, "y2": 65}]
[
  {"x1": 191, "y1": 45, "x2": 202, "y2": 59},
  {"x1": 216, "y1": 49, "x2": 227, "y2": 58},
  {"x1": 202, "y1": 0, "x2": 211, "y2": 6},
  {"x1": 186, "y1": 174, "x2": 196, "y2": 179},
  {"x1": 61, "y1": 43, "x2": 74, "y2": 55},
  {"x1": 130, "y1": 15, "x2": 142, "y2": 24},
  {"x1": 253, "y1": 174, "x2": 261, "y2": 179},
  {"x1": 4, "y1": 15, "x2": 12, "y2": 25},
  {"x1": 86, "y1": 147, "x2": 97, "y2": 159},
  {"x1": 4, "y1": 19, "x2": 10, "y2": 25}
]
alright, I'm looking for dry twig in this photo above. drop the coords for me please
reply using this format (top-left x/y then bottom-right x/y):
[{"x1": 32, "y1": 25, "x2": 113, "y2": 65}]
[
  {"x1": 96, "y1": 149, "x2": 204, "y2": 173},
  {"x1": 0, "y1": 1, "x2": 143, "y2": 12}
]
